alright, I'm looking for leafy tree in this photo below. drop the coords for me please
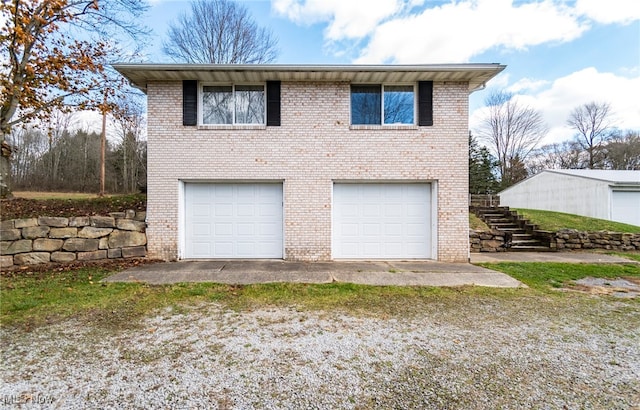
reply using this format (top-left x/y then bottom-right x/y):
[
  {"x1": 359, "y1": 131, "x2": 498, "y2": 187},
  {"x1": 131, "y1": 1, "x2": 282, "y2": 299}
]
[
  {"x1": 476, "y1": 91, "x2": 547, "y2": 188},
  {"x1": 567, "y1": 101, "x2": 613, "y2": 169},
  {"x1": 163, "y1": 0, "x2": 278, "y2": 64},
  {"x1": 0, "y1": 0, "x2": 149, "y2": 198},
  {"x1": 469, "y1": 132, "x2": 499, "y2": 194}
]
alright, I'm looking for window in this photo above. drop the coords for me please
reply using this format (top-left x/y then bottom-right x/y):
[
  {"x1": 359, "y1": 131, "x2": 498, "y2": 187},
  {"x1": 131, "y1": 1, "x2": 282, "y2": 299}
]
[
  {"x1": 351, "y1": 84, "x2": 415, "y2": 125},
  {"x1": 201, "y1": 84, "x2": 265, "y2": 125}
]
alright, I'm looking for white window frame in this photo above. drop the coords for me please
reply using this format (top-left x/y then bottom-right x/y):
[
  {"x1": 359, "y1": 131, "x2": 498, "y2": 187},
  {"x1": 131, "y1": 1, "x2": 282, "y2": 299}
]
[
  {"x1": 199, "y1": 83, "x2": 266, "y2": 126},
  {"x1": 350, "y1": 84, "x2": 416, "y2": 126}
]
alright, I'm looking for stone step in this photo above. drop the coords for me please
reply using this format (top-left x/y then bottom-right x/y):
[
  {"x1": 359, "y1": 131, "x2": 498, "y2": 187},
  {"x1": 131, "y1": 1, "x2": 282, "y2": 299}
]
[
  {"x1": 490, "y1": 223, "x2": 520, "y2": 229},
  {"x1": 495, "y1": 228, "x2": 526, "y2": 233},
  {"x1": 489, "y1": 220, "x2": 516, "y2": 225},
  {"x1": 510, "y1": 245, "x2": 556, "y2": 252},
  {"x1": 511, "y1": 238, "x2": 539, "y2": 244},
  {"x1": 512, "y1": 233, "x2": 533, "y2": 238}
]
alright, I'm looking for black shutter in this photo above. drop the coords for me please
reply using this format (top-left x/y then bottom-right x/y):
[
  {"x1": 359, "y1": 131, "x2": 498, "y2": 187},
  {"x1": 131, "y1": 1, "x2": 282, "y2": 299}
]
[
  {"x1": 183, "y1": 80, "x2": 197, "y2": 126},
  {"x1": 418, "y1": 81, "x2": 433, "y2": 126},
  {"x1": 266, "y1": 81, "x2": 281, "y2": 126}
]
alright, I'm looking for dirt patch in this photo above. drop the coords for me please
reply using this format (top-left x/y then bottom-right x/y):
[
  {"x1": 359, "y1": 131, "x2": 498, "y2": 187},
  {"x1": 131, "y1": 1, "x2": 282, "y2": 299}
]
[
  {"x1": 568, "y1": 277, "x2": 640, "y2": 298},
  {"x1": 0, "y1": 257, "x2": 159, "y2": 277}
]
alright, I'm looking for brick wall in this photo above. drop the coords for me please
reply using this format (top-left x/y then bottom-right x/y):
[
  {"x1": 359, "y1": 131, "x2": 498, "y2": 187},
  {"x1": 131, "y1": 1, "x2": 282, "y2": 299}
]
[{"x1": 146, "y1": 81, "x2": 470, "y2": 262}]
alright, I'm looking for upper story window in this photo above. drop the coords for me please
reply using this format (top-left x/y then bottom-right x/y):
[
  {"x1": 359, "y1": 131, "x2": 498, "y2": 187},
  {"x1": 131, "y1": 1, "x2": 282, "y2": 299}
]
[
  {"x1": 351, "y1": 84, "x2": 415, "y2": 125},
  {"x1": 201, "y1": 84, "x2": 265, "y2": 125}
]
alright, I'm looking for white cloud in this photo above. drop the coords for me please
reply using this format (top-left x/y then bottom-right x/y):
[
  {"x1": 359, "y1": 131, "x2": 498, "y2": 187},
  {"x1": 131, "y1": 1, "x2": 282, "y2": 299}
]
[
  {"x1": 471, "y1": 68, "x2": 640, "y2": 145},
  {"x1": 354, "y1": 0, "x2": 588, "y2": 63},
  {"x1": 274, "y1": 0, "x2": 638, "y2": 63},
  {"x1": 507, "y1": 78, "x2": 550, "y2": 93},
  {"x1": 576, "y1": 0, "x2": 640, "y2": 24},
  {"x1": 272, "y1": 0, "x2": 402, "y2": 40}
]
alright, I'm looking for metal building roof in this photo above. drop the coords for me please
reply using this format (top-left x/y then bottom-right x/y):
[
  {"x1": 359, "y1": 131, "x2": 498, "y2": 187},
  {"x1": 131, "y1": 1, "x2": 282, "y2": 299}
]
[
  {"x1": 112, "y1": 63, "x2": 506, "y2": 93},
  {"x1": 547, "y1": 169, "x2": 640, "y2": 185}
]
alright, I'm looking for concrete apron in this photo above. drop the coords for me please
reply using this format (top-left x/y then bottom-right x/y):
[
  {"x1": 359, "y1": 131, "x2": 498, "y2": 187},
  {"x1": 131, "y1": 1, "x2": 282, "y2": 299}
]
[{"x1": 103, "y1": 260, "x2": 525, "y2": 288}]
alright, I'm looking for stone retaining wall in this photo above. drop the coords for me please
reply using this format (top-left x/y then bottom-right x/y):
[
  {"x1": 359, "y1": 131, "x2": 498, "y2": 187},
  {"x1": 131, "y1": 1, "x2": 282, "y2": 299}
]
[
  {"x1": 553, "y1": 229, "x2": 640, "y2": 251},
  {"x1": 1, "y1": 211, "x2": 147, "y2": 268},
  {"x1": 469, "y1": 230, "x2": 509, "y2": 252},
  {"x1": 470, "y1": 229, "x2": 640, "y2": 253}
]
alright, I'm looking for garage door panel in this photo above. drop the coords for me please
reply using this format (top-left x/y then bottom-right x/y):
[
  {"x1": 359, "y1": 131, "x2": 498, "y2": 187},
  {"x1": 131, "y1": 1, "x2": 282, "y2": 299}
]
[
  {"x1": 333, "y1": 184, "x2": 431, "y2": 259},
  {"x1": 192, "y1": 242, "x2": 211, "y2": 257},
  {"x1": 215, "y1": 222, "x2": 232, "y2": 236},
  {"x1": 185, "y1": 183, "x2": 283, "y2": 258},
  {"x1": 385, "y1": 223, "x2": 402, "y2": 235},
  {"x1": 407, "y1": 203, "x2": 425, "y2": 217},
  {"x1": 406, "y1": 223, "x2": 427, "y2": 236},
  {"x1": 215, "y1": 204, "x2": 233, "y2": 217},
  {"x1": 363, "y1": 243, "x2": 381, "y2": 256},
  {"x1": 363, "y1": 204, "x2": 381, "y2": 217},
  {"x1": 362, "y1": 223, "x2": 380, "y2": 236},
  {"x1": 193, "y1": 223, "x2": 211, "y2": 236},
  {"x1": 214, "y1": 242, "x2": 233, "y2": 256},
  {"x1": 259, "y1": 203, "x2": 281, "y2": 217},
  {"x1": 384, "y1": 204, "x2": 402, "y2": 217}
]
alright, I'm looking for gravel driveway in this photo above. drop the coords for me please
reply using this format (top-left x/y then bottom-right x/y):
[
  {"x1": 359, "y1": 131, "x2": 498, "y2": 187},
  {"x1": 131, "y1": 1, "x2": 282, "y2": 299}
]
[{"x1": 1, "y1": 295, "x2": 639, "y2": 409}]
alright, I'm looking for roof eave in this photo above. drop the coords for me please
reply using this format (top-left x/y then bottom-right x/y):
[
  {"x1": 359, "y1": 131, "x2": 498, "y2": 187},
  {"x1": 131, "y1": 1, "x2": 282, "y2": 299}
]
[{"x1": 112, "y1": 63, "x2": 506, "y2": 93}]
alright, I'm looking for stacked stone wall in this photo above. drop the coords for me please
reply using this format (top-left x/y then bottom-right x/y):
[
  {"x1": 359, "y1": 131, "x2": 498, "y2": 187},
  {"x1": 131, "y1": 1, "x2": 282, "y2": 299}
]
[
  {"x1": 1, "y1": 211, "x2": 146, "y2": 268},
  {"x1": 554, "y1": 229, "x2": 640, "y2": 251},
  {"x1": 470, "y1": 229, "x2": 640, "y2": 253},
  {"x1": 469, "y1": 230, "x2": 508, "y2": 252}
]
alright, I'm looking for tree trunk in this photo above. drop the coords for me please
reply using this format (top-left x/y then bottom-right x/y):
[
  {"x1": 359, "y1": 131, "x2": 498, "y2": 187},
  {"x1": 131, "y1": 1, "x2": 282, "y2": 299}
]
[{"x1": 1, "y1": 133, "x2": 13, "y2": 198}]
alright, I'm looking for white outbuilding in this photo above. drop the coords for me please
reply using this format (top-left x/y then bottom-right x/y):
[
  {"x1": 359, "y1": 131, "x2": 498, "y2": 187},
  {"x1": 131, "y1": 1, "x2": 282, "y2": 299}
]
[{"x1": 499, "y1": 169, "x2": 640, "y2": 227}]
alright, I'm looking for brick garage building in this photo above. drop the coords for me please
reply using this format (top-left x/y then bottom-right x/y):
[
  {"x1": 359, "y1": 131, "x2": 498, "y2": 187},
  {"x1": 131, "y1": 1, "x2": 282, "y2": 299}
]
[{"x1": 114, "y1": 64, "x2": 504, "y2": 262}]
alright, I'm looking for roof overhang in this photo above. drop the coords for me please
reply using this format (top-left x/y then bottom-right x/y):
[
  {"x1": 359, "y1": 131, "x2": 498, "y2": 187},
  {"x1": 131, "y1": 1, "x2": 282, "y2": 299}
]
[{"x1": 112, "y1": 63, "x2": 506, "y2": 94}]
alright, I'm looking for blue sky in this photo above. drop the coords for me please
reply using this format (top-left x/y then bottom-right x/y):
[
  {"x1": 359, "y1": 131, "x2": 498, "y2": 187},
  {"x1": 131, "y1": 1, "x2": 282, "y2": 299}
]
[{"x1": 143, "y1": 0, "x2": 639, "y2": 144}]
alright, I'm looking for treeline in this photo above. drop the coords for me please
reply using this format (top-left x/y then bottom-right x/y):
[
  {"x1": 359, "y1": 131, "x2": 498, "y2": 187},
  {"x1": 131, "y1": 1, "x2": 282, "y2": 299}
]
[
  {"x1": 528, "y1": 129, "x2": 640, "y2": 173},
  {"x1": 470, "y1": 96, "x2": 639, "y2": 195},
  {"x1": 8, "y1": 125, "x2": 146, "y2": 194},
  {"x1": 470, "y1": 129, "x2": 639, "y2": 195}
]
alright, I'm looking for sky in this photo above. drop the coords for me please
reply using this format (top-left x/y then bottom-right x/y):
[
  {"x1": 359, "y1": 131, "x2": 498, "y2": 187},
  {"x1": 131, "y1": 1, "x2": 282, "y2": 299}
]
[{"x1": 142, "y1": 0, "x2": 640, "y2": 145}]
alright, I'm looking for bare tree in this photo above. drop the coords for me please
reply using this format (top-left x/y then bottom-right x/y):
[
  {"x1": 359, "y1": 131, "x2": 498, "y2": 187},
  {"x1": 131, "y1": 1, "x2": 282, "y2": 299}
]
[
  {"x1": 111, "y1": 95, "x2": 147, "y2": 192},
  {"x1": 163, "y1": 0, "x2": 278, "y2": 64},
  {"x1": 567, "y1": 101, "x2": 613, "y2": 169},
  {"x1": 0, "y1": 0, "x2": 149, "y2": 198},
  {"x1": 603, "y1": 129, "x2": 640, "y2": 170},
  {"x1": 476, "y1": 91, "x2": 547, "y2": 188},
  {"x1": 528, "y1": 140, "x2": 585, "y2": 174},
  {"x1": 7, "y1": 126, "x2": 48, "y2": 187}
]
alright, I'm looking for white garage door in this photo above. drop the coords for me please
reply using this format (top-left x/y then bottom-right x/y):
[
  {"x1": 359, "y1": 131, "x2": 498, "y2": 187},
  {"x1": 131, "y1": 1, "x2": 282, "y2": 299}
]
[
  {"x1": 333, "y1": 184, "x2": 432, "y2": 259},
  {"x1": 612, "y1": 190, "x2": 640, "y2": 227},
  {"x1": 184, "y1": 183, "x2": 283, "y2": 258}
]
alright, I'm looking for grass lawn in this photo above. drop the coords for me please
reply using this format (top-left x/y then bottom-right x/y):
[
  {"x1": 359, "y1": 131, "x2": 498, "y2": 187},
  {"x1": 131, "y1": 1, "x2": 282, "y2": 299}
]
[
  {"x1": 469, "y1": 213, "x2": 490, "y2": 230},
  {"x1": 515, "y1": 208, "x2": 640, "y2": 233},
  {"x1": 2, "y1": 261, "x2": 639, "y2": 330},
  {"x1": 480, "y1": 261, "x2": 640, "y2": 291}
]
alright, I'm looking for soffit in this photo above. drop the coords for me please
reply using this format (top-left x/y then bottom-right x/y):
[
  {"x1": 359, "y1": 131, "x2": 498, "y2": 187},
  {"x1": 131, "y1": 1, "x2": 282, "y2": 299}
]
[{"x1": 112, "y1": 63, "x2": 506, "y2": 93}]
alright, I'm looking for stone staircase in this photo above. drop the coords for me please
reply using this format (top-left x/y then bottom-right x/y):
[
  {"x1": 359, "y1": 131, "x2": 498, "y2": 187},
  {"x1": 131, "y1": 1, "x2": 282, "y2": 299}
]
[{"x1": 472, "y1": 206, "x2": 555, "y2": 252}]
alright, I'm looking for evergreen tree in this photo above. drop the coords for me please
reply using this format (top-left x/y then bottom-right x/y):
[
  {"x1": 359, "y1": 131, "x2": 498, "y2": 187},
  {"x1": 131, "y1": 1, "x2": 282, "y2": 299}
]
[{"x1": 469, "y1": 132, "x2": 499, "y2": 194}]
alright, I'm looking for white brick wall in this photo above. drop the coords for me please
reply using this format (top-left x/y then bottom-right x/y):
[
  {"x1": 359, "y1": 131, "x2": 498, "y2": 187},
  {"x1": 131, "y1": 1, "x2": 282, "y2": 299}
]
[{"x1": 146, "y1": 81, "x2": 470, "y2": 262}]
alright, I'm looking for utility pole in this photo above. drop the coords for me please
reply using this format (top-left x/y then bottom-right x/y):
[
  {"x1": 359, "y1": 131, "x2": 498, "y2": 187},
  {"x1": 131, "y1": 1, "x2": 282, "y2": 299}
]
[{"x1": 100, "y1": 89, "x2": 107, "y2": 196}]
